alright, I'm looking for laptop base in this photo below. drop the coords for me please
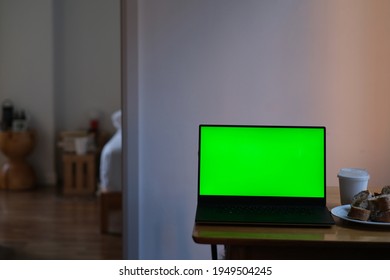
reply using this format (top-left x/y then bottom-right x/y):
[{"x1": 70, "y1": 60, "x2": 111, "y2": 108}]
[{"x1": 195, "y1": 204, "x2": 335, "y2": 227}]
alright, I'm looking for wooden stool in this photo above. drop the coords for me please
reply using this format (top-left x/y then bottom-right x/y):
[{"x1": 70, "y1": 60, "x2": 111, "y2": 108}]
[
  {"x1": 0, "y1": 131, "x2": 36, "y2": 190},
  {"x1": 99, "y1": 191, "x2": 122, "y2": 234},
  {"x1": 62, "y1": 153, "x2": 96, "y2": 195}
]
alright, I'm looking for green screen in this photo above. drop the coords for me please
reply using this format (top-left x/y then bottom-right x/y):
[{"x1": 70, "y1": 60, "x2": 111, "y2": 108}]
[{"x1": 199, "y1": 126, "x2": 325, "y2": 198}]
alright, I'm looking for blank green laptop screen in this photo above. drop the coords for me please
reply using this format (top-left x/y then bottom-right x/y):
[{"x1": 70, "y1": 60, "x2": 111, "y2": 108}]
[{"x1": 199, "y1": 125, "x2": 325, "y2": 198}]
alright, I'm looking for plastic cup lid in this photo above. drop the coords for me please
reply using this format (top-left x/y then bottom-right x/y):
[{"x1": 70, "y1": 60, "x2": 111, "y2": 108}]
[{"x1": 337, "y1": 168, "x2": 370, "y2": 179}]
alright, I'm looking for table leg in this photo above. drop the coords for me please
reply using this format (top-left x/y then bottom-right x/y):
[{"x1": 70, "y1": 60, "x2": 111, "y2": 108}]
[{"x1": 211, "y1": 245, "x2": 218, "y2": 260}]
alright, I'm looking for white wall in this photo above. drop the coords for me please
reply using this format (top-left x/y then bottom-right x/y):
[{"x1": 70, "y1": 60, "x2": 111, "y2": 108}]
[
  {"x1": 0, "y1": 0, "x2": 121, "y2": 185},
  {"x1": 122, "y1": 0, "x2": 140, "y2": 260},
  {"x1": 54, "y1": 0, "x2": 121, "y2": 133},
  {"x1": 136, "y1": 0, "x2": 390, "y2": 259},
  {"x1": 0, "y1": 0, "x2": 56, "y2": 184}
]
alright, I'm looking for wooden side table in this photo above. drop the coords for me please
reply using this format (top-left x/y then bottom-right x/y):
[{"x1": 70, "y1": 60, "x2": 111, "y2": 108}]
[
  {"x1": 0, "y1": 130, "x2": 36, "y2": 190},
  {"x1": 62, "y1": 153, "x2": 96, "y2": 195}
]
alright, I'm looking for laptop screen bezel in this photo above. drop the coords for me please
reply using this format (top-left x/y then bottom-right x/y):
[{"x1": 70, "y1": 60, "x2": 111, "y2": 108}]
[{"x1": 197, "y1": 124, "x2": 327, "y2": 206}]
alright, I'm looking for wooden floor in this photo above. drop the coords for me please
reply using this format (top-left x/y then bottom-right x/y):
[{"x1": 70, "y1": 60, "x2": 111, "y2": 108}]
[{"x1": 0, "y1": 187, "x2": 122, "y2": 260}]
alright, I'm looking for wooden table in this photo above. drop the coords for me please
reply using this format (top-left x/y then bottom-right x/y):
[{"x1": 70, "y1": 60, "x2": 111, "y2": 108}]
[
  {"x1": 62, "y1": 153, "x2": 96, "y2": 195},
  {"x1": 192, "y1": 186, "x2": 390, "y2": 259}
]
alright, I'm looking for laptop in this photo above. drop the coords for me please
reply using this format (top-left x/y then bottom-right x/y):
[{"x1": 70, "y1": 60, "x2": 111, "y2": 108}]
[{"x1": 195, "y1": 125, "x2": 335, "y2": 227}]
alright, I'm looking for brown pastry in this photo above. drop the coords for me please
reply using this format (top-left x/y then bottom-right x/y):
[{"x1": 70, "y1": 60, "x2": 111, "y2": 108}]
[
  {"x1": 381, "y1": 185, "x2": 390, "y2": 195},
  {"x1": 368, "y1": 194, "x2": 390, "y2": 212},
  {"x1": 347, "y1": 187, "x2": 390, "y2": 223},
  {"x1": 371, "y1": 210, "x2": 390, "y2": 223},
  {"x1": 347, "y1": 206, "x2": 371, "y2": 221},
  {"x1": 351, "y1": 190, "x2": 372, "y2": 209}
]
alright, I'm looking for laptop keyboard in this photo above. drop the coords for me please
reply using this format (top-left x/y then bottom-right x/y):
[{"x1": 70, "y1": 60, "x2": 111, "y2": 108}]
[
  {"x1": 214, "y1": 204, "x2": 317, "y2": 216},
  {"x1": 196, "y1": 203, "x2": 334, "y2": 225}
]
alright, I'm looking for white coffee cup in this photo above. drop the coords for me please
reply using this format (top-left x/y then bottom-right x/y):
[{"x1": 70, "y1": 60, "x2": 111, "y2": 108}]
[
  {"x1": 337, "y1": 168, "x2": 370, "y2": 205},
  {"x1": 74, "y1": 137, "x2": 89, "y2": 155}
]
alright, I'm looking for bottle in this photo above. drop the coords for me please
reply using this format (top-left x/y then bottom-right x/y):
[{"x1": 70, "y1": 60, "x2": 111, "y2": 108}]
[
  {"x1": 12, "y1": 111, "x2": 21, "y2": 131},
  {"x1": 88, "y1": 118, "x2": 99, "y2": 151},
  {"x1": 12, "y1": 110, "x2": 28, "y2": 131},
  {"x1": 20, "y1": 110, "x2": 28, "y2": 130},
  {"x1": 2, "y1": 99, "x2": 14, "y2": 130}
]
